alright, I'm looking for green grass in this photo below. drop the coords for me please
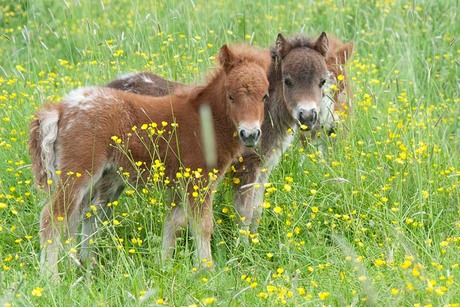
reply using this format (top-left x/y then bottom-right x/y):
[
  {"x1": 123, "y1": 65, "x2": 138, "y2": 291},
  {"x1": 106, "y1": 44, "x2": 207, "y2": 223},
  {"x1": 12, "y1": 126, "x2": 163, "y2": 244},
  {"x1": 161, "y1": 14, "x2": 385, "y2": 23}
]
[{"x1": 1, "y1": 0, "x2": 459, "y2": 305}]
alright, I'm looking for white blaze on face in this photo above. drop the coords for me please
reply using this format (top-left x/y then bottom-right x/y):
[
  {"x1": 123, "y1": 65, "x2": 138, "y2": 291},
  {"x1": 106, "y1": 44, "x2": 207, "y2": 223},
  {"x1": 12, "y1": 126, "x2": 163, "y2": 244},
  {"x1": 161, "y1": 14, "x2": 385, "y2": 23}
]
[{"x1": 238, "y1": 121, "x2": 262, "y2": 133}]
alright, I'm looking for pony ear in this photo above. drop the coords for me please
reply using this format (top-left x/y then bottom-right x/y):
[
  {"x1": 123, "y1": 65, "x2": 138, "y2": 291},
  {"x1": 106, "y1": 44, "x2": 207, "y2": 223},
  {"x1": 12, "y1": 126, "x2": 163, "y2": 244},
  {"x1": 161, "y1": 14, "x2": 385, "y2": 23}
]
[
  {"x1": 276, "y1": 33, "x2": 292, "y2": 59},
  {"x1": 314, "y1": 32, "x2": 329, "y2": 57},
  {"x1": 336, "y1": 41, "x2": 354, "y2": 64},
  {"x1": 219, "y1": 44, "x2": 235, "y2": 73}
]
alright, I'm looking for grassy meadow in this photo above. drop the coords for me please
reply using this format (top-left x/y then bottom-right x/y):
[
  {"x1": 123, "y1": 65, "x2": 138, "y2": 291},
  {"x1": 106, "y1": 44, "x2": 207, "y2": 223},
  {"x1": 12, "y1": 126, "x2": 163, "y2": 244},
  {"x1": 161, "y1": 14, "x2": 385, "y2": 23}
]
[{"x1": 1, "y1": 0, "x2": 459, "y2": 305}]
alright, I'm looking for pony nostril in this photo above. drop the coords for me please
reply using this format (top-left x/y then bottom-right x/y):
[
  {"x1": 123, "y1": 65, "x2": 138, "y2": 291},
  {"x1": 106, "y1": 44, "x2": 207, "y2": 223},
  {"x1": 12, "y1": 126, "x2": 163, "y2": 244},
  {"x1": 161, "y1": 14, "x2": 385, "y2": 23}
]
[
  {"x1": 256, "y1": 129, "x2": 261, "y2": 140},
  {"x1": 239, "y1": 129, "x2": 246, "y2": 140},
  {"x1": 311, "y1": 110, "x2": 318, "y2": 123},
  {"x1": 299, "y1": 110, "x2": 305, "y2": 119}
]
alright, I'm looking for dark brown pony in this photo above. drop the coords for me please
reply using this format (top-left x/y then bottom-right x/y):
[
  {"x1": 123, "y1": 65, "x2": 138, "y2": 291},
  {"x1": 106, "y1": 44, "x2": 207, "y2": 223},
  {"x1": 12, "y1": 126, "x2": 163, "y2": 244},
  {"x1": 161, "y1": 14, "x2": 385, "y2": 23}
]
[
  {"x1": 234, "y1": 33, "x2": 328, "y2": 234},
  {"x1": 107, "y1": 72, "x2": 185, "y2": 96},
  {"x1": 106, "y1": 33, "x2": 330, "y2": 236},
  {"x1": 29, "y1": 44, "x2": 270, "y2": 279}
]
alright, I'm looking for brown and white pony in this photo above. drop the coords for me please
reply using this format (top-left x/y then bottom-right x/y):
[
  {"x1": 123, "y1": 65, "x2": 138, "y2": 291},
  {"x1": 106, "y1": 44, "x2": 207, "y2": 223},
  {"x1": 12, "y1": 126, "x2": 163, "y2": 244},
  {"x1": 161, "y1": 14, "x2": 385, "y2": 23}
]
[
  {"x1": 105, "y1": 33, "x2": 330, "y2": 236},
  {"x1": 29, "y1": 44, "x2": 270, "y2": 279}
]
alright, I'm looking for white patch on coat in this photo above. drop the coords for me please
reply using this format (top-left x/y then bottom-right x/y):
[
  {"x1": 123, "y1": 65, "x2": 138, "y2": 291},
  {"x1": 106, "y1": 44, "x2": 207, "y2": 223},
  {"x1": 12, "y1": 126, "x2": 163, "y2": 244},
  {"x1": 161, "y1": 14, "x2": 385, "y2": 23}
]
[
  {"x1": 117, "y1": 72, "x2": 136, "y2": 81},
  {"x1": 141, "y1": 75, "x2": 154, "y2": 84},
  {"x1": 117, "y1": 72, "x2": 137, "y2": 90},
  {"x1": 320, "y1": 72, "x2": 339, "y2": 131},
  {"x1": 39, "y1": 109, "x2": 60, "y2": 184},
  {"x1": 64, "y1": 87, "x2": 118, "y2": 111},
  {"x1": 63, "y1": 87, "x2": 102, "y2": 110},
  {"x1": 321, "y1": 95, "x2": 336, "y2": 131}
]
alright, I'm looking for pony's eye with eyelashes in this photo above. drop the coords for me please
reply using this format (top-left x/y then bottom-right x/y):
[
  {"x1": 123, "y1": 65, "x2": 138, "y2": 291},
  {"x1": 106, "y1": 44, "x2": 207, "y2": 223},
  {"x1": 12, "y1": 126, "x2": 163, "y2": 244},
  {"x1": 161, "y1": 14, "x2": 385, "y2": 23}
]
[
  {"x1": 319, "y1": 79, "x2": 326, "y2": 88},
  {"x1": 284, "y1": 77, "x2": 293, "y2": 87},
  {"x1": 227, "y1": 93, "x2": 234, "y2": 102},
  {"x1": 263, "y1": 93, "x2": 269, "y2": 103}
]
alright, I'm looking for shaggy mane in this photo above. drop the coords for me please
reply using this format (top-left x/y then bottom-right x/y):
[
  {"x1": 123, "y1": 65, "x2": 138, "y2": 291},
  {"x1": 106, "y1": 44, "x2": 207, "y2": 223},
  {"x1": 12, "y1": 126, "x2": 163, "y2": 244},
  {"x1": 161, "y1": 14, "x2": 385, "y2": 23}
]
[{"x1": 269, "y1": 35, "x2": 317, "y2": 59}]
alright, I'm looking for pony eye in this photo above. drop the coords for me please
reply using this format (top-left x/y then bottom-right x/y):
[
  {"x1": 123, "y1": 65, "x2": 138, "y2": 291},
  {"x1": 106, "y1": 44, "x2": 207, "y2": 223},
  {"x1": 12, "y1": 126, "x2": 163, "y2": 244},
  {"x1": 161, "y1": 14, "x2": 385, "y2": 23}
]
[
  {"x1": 319, "y1": 79, "x2": 326, "y2": 88},
  {"x1": 284, "y1": 77, "x2": 293, "y2": 87},
  {"x1": 227, "y1": 93, "x2": 234, "y2": 102},
  {"x1": 263, "y1": 93, "x2": 269, "y2": 103}
]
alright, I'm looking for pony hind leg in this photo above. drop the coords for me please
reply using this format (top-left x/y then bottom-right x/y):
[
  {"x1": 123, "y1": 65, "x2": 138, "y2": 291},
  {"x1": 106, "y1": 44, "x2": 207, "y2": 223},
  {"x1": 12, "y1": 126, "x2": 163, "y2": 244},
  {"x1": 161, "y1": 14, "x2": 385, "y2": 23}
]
[
  {"x1": 80, "y1": 168, "x2": 124, "y2": 266},
  {"x1": 39, "y1": 202, "x2": 62, "y2": 280},
  {"x1": 39, "y1": 180, "x2": 86, "y2": 280}
]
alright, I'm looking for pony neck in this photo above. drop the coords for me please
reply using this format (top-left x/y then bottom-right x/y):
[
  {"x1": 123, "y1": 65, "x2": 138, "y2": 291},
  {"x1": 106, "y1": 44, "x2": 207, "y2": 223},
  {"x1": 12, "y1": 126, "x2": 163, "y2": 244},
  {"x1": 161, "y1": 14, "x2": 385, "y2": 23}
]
[
  {"x1": 265, "y1": 59, "x2": 298, "y2": 135},
  {"x1": 193, "y1": 68, "x2": 241, "y2": 171}
]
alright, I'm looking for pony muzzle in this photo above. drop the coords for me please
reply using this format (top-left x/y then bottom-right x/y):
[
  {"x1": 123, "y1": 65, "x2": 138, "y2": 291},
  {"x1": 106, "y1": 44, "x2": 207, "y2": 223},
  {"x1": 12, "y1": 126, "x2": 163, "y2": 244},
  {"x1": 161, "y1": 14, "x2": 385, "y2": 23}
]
[
  {"x1": 238, "y1": 127, "x2": 262, "y2": 147},
  {"x1": 298, "y1": 108, "x2": 318, "y2": 130}
]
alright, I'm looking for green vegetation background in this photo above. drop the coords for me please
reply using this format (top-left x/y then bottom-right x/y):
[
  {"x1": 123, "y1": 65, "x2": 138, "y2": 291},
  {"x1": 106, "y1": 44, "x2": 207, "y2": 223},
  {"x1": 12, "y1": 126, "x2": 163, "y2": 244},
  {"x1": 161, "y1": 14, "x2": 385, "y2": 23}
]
[{"x1": 0, "y1": 0, "x2": 458, "y2": 305}]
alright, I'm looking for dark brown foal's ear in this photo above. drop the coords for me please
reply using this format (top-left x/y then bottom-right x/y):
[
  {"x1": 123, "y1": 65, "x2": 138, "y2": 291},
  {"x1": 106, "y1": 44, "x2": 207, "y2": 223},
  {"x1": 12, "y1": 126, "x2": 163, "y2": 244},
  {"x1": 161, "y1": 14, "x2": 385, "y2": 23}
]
[
  {"x1": 276, "y1": 33, "x2": 292, "y2": 59},
  {"x1": 336, "y1": 41, "x2": 354, "y2": 64},
  {"x1": 314, "y1": 32, "x2": 329, "y2": 57},
  {"x1": 219, "y1": 44, "x2": 235, "y2": 73}
]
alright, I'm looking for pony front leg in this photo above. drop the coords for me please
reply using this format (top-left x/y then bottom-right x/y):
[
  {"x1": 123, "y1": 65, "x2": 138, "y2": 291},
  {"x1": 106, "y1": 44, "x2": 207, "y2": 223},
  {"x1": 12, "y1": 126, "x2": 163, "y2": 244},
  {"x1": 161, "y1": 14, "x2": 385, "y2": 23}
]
[
  {"x1": 234, "y1": 185, "x2": 255, "y2": 240},
  {"x1": 79, "y1": 177, "x2": 123, "y2": 266},
  {"x1": 189, "y1": 196, "x2": 214, "y2": 268},
  {"x1": 249, "y1": 170, "x2": 270, "y2": 234},
  {"x1": 234, "y1": 166, "x2": 260, "y2": 241},
  {"x1": 161, "y1": 204, "x2": 186, "y2": 261},
  {"x1": 235, "y1": 165, "x2": 272, "y2": 235},
  {"x1": 80, "y1": 203, "x2": 113, "y2": 266}
]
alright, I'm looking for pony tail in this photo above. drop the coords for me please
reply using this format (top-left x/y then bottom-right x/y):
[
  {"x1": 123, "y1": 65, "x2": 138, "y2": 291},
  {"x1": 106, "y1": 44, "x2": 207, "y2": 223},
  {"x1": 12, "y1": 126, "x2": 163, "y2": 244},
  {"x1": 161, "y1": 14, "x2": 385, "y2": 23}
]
[{"x1": 29, "y1": 108, "x2": 60, "y2": 192}]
